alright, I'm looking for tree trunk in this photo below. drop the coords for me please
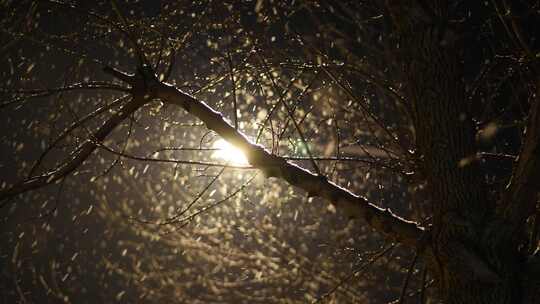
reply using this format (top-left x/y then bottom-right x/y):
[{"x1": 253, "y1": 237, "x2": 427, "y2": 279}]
[{"x1": 386, "y1": 1, "x2": 540, "y2": 302}]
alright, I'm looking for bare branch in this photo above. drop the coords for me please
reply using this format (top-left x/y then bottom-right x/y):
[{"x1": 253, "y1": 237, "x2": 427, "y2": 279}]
[
  {"x1": 501, "y1": 79, "x2": 540, "y2": 227},
  {"x1": 97, "y1": 143, "x2": 254, "y2": 169},
  {"x1": 0, "y1": 94, "x2": 148, "y2": 201},
  {"x1": 313, "y1": 244, "x2": 395, "y2": 304},
  {"x1": 155, "y1": 82, "x2": 424, "y2": 246},
  {"x1": 103, "y1": 66, "x2": 135, "y2": 84},
  {"x1": 0, "y1": 82, "x2": 129, "y2": 109},
  {"x1": 27, "y1": 95, "x2": 129, "y2": 177}
]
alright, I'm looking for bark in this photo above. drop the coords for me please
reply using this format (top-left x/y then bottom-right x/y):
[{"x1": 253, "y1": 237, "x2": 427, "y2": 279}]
[
  {"x1": 386, "y1": 1, "x2": 539, "y2": 302},
  {"x1": 500, "y1": 76, "x2": 540, "y2": 230}
]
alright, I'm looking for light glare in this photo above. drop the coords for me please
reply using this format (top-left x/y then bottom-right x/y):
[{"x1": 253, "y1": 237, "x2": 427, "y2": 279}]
[{"x1": 212, "y1": 139, "x2": 249, "y2": 165}]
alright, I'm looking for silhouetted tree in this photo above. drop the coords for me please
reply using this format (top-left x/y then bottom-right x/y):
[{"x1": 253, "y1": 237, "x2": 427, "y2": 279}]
[{"x1": 1, "y1": 1, "x2": 539, "y2": 303}]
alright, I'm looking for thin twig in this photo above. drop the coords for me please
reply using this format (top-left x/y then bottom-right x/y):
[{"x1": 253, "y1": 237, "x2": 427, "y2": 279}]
[
  {"x1": 398, "y1": 250, "x2": 420, "y2": 304},
  {"x1": 97, "y1": 143, "x2": 254, "y2": 169},
  {"x1": 226, "y1": 50, "x2": 239, "y2": 130},
  {"x1": 313, "y1": 244, "x2": 396, "y2": 304},
  {"x1": 257, "y1": 54, "x2": 321, "y2": 175}
]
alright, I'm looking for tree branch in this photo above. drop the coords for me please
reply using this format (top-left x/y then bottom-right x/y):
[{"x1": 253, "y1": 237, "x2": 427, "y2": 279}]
[
  {"x1": 0, "y1": 65, "x2": 161, "y2": 201},
  {"x1": 0, "y1": 93, "x2": 147, "y2": 201},
  {"x1": 501, "y1": 78, "x2": 540, "y2": 227},
  {"x1": 155, "y1": 82, "x2": 423, "y2": 247}
]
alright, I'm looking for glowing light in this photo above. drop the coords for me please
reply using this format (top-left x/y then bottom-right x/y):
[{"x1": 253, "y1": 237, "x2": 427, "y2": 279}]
[{"x1": 212, "y1": 139, "x2": 249, "y2": 165}]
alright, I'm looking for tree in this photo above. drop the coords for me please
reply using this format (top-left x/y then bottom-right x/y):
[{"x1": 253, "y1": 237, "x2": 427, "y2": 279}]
[{"x1": 1, "y1": 1, "x2": 539, "y2": 303}]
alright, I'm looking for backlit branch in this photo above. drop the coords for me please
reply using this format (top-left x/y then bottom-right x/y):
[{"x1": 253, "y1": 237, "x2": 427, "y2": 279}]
[
  {"x1": 0, "y1": 69, "x2": 148, "y2": 201},
  {"x1": 27, "y1": 95, "x2": 129, "y2": 177},
  {"x1": 154, "y1": 80, "x2": 423, "y2": 247},
  {"x1": 1, "y1": 64, "x2": 423, "y2": 246}
]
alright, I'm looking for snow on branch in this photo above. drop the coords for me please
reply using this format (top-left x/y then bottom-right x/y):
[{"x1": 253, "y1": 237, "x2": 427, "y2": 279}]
[{"x1": 155, "y1": 81, "x2": 423, "y2": 247}]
